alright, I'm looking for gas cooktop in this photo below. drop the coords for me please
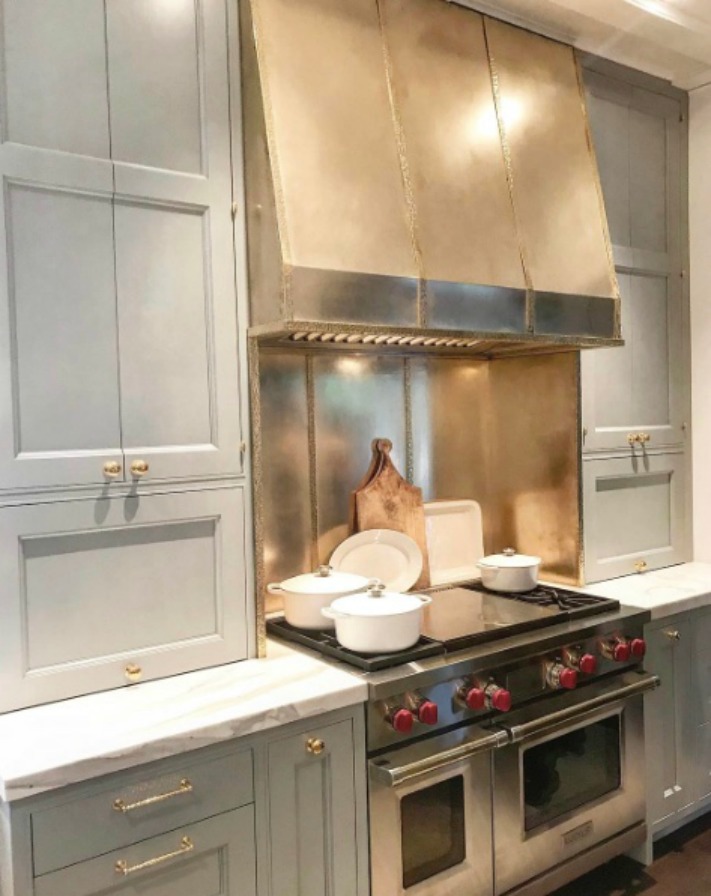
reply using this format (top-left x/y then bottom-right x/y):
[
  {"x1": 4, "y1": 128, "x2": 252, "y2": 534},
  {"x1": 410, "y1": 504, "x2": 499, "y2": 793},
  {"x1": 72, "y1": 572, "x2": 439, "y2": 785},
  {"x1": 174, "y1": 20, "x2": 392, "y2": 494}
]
[{"x1": 267, "y1": 581, "x2": 620, "y2": 671}]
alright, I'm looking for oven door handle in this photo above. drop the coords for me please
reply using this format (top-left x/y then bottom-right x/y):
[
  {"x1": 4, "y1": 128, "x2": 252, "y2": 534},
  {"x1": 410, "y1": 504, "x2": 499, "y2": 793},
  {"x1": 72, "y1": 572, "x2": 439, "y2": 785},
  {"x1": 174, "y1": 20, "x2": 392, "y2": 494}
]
[
  {"x1": 369, "y1": 728, "x2": 509, "y2": 787},
  {"x1": 502, "y1": 672, "x2": 660, "y2": 744}
]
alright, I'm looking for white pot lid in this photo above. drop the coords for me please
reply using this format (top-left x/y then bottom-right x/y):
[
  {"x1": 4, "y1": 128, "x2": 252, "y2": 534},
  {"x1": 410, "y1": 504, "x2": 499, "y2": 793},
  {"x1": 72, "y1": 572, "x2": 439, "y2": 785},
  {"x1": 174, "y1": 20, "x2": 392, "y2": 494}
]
[
  {"x1": 278, "y1": 565, "x2": 370, "y2": 595},
  {"x1": 479, "y1": 548, "x2": 541, "y2": 569},
  {"x1": 330, "y1": 581, "x2": 427, "y2": 617}
]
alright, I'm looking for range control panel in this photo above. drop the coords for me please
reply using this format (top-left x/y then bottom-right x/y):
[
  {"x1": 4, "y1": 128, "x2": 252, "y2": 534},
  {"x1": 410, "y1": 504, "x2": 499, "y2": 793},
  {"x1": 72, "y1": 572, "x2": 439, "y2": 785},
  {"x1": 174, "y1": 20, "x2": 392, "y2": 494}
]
[{"x1": 368, "y1": 625, "x2": 647, "y2": 752}]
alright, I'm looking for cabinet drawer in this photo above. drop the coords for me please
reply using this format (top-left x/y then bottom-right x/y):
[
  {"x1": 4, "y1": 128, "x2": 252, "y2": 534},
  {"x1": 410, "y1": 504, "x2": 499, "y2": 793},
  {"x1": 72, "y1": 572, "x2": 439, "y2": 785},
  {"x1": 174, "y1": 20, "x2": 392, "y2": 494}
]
[
  {"x1": 34, "y1": 805, "x2": 256, "y2": 896},
  {"x1": 0, "y1": 487, "x2": 248, "y2": 712},
  {"x1": 33, "y1": 749, "x2": 253, "y2": 875},
  {"x1": 582, "y1": 452, "x2": 688, "y2": 583}
]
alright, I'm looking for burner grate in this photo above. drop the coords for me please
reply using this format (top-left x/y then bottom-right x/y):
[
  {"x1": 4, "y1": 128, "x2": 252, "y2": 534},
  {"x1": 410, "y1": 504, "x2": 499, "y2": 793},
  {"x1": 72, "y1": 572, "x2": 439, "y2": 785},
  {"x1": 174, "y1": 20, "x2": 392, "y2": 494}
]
[{"x1": 267, "y1": 617, "x2": 445, "y2": 671}]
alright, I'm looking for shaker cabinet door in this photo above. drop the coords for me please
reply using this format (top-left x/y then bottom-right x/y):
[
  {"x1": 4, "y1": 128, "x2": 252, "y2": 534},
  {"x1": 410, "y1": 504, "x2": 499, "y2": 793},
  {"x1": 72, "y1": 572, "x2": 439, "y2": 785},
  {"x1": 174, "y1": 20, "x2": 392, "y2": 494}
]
[
  {"x1": 644, "y1": 616, "x2": 693, "y2": 828},
  {"x1": 108, "y1": 0, "x2": 243, "y2": 483},
  {"x1": 267, "y1": 719, "x2": 361, "y2": 896},
  {"x1": 582, "y1": 452, "x2": 687, "y2": 583},
  {"x1": 0, "y1": 487, "x2": 248, "y2": 712},
  {"x1": 582, "y1": 73, "x2": 687, "y2": 453}
]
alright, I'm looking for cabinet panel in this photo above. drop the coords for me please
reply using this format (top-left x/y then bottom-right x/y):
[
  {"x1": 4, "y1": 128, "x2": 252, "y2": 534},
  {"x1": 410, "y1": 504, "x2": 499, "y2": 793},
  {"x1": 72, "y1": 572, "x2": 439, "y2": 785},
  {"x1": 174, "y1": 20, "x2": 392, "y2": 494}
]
[
  {"x1": 691, "y1": 606, "x2": 711, "y2": 727},
  {"x1": 33, "y1": 749, "x2": 253, "y2": 875},
  {"x1": 110, "y1": 0, "x2": 241, "y2": 483},
  {"x1": 106, "y1": 0, "x2": 203, "y2": 174},
  {"x1": 644, "y1": 616, "x2": 693, "y2": 825},
  {"x1": 582, "y1": 270, "x2": 683, "y2": 450},
  {"x1": 1, "y1": 0, "x2": 110, "y2": 157},
  {"x1": 0, "y1": 174, "x2": 123, "y2": 489},
  {"x1": 0, "y1": 488, "x2": 247, "y2": 711},
  {"x1": 268, "y1": 719, "x2": 360, "y2": 896},
  {"x1": 583, "y1": 452, "x2": 686, "y2": 582},
  {"x1": 34, "y1": 807, "x2": 256, "y2": 896}
]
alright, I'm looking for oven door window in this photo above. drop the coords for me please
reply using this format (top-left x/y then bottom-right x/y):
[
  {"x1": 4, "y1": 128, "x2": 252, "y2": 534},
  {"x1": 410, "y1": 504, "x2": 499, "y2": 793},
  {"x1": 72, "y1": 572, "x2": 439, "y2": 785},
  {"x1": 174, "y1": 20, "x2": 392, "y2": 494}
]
[
  {"x1": 523, "y1": 714, "x2": 621, "y2": 832},
  {"x1": 400, "y1": 775, "x2": 466, "y2": 888}
]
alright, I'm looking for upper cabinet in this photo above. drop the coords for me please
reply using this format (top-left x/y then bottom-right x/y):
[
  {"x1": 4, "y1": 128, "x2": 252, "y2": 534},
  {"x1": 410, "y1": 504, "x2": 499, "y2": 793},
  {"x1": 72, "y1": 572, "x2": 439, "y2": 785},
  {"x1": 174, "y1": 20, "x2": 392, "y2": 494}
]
[
  {"x1": 581, "y1": 71, "x2": 688, "y2": 453},
  {"x1": 0, "y1": 0, "x2": 243, "y2": 491}
]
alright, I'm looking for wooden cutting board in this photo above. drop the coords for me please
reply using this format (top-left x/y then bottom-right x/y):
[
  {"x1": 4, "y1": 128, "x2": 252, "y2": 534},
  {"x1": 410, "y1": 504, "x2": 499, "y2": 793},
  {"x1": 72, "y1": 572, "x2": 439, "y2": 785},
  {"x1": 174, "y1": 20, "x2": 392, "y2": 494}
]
[{"x1": 351, "y1": 438, "x2": 430, "y2": 590}]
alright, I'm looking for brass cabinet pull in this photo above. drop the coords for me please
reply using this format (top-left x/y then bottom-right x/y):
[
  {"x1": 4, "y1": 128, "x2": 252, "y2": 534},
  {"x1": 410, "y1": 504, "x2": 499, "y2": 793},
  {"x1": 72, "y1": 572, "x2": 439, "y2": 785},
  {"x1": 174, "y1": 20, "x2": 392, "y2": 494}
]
[
  {"x1": 306, "y1": 737, "x2": 326, "y2": 756},
  {"x1": 124, "y1": 664, "x2": 142, "y2": 683},
  {"x1": 628, "y1": 432, "x2": 651, "y2": 446},
  {"x1": 103, "y1": 461, "x2": 122, "y2": 478},
  {"x1": 665, "y1": 630, "x2": 681, "y2": 642},
  {"x1": 115, "y1": 836, "x2": 194, "y2": 876},
  {"x1": 130, "y1": 459, "x2": 149, "y2": 477},
  {"x1": 113, "y1": 778, "x2": 193, "y2": 813}
]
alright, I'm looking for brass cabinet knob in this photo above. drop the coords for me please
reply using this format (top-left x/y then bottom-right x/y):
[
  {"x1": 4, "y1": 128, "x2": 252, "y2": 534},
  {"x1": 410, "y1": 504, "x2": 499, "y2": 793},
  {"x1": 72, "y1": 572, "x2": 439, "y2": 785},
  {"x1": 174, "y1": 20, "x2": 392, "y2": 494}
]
[
  {"x1": 103, "y1": 461, "x2": 122, "y2": 478},
  {"x1": 130, "y1": 460, "x2": 149, "y2": 477},
  {"x1": 638, "y1": 433, "x2": 651, "y2": 444},
  {"x1": 665, "y1": 630, "x2": 681, "y2": 642},
  {"x1": 125, "y1": 664, "x2": 142, "y2": 683},
  {"x1": 306, "y1": 737, "x2": 326, "y2": 756},
  {"x1": 627, "y1": 433, "x2": 641, "y2": 445},
  {"x1": 634, "y1": 560, "x2": 648, "y2": 573}
]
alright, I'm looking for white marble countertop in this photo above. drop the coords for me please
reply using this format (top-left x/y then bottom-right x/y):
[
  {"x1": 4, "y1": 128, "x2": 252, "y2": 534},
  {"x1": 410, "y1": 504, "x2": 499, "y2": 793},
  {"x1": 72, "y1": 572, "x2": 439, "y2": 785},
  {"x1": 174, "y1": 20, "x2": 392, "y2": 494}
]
[
  {"x1": 583, "y1": 562, "x2": 711, "y2": 619},
  {"x1": 0, "y1": 640, "x2": 365, "y2": 802}
]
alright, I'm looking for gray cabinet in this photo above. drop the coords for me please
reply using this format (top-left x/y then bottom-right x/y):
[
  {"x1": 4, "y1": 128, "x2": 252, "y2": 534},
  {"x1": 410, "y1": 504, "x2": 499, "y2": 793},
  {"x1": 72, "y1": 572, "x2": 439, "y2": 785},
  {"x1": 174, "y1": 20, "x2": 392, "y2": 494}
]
[
  {"x1": 644, "y1": 614, "x2": 694, "y2": 828},
  {"x1": 0, "y1": 487, "x2": 248, "y2": 712},
  {"x1": 644, "y1": 607, "x2": 711, "y2": 839},
  {"x1": 0, "y1": 0, "x2": 243, "y2": 491},
  {"x1": 582, "y1": 452, "x2": 687, "y2": 582},
  {"x1": 581, "y1": 61, "x2": 690, "y2": 582},
  {"x1": 266, "y1": 717, "x2": 369, "y2": 896},
  {"x1": 0, "y1": 708, "x2": 368, "y2": 896}
]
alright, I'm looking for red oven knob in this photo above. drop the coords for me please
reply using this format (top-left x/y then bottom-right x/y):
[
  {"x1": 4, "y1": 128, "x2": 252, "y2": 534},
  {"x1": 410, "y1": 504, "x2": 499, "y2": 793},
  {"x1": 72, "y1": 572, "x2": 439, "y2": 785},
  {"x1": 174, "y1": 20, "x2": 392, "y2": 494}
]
[
  {"x1": 630, "y1": 638, "x2": 647, "y2": 659},
  {"x1": 416, "y1": 700, "x2": 439, "y2": 726},
  {"x1": 559, "y1": 667, "x2": 578, "y2": 690},
  {"x1": 579, "y1": 654, "x2": 597, "y2": 675},
  {"x1": 547, "y1": 663, "x2": 578, "y2": 690},
  {"x1": 486, "y1": 685, "x2": 512, "y2": 713},
  {"x1": 389, "y1": 708, "x2": 414, "y2": 734},
  {"x1": 460, "y1": 686, "x2": 486, "y2": 711},
  {"x1": 601, "y1": 639, "x2": 630, "y2": 662}
]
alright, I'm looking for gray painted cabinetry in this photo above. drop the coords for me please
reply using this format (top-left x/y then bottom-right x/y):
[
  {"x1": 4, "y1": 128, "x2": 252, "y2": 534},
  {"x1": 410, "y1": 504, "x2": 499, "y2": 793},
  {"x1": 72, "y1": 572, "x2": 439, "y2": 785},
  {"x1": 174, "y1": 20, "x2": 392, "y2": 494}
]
[
  {"x1": 0, "y1": 0, "x2": 253, "y2": 709},
  {"x1": 581, "y1": 61, "x2": 691, "y2": 582},
  {"x1": 644, "y1": 609, "x2": 711, "y2": 837},
  {"x1": 0, "y1": 708, "x2": 368, "y2": 896}
]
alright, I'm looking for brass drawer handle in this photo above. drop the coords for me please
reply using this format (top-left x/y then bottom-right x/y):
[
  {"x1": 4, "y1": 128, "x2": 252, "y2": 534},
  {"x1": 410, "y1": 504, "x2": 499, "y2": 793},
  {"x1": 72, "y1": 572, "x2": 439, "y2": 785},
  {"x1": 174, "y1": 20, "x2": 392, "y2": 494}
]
[
  {"x1": 113, "y1": 778, "x2": 193, "y2": 813},
  {"x1": 130, "y1": 459, "x2": 149, "y2": 477},
  {"x1": 115, "y1": 836, "x2": 194, "y2": 876},
  {"x1": 665, "y1": 630, "x2": 681, "y2": 642},
  {"x1": 103, "y1": 461, "x2": 122, "y2": 478},
  {"x1": 306, "y1": 737, "x2": 326, "y2": 756}
]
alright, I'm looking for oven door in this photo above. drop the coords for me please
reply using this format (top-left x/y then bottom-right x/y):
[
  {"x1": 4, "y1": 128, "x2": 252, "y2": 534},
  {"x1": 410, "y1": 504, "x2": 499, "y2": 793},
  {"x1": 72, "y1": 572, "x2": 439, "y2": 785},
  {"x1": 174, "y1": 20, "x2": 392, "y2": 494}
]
[
  {"x1": 493, "y1": 670, "x2": 659, "y2": 896},
  {"x1": 369, "y1": 725, "x2": 508, "y2": 896}
]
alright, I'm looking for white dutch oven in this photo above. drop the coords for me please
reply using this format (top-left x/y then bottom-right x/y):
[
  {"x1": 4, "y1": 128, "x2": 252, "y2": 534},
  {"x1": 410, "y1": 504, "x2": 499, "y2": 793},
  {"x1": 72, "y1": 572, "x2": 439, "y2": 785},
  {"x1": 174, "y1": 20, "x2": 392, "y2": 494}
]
[
  {"x1": 321, "y1": 581, "x2": 432, "y2": 653},
  {"x1": 267, "y1": 565, "x2": 370, "y2": 630},
  {"x1": 477, "y1": 548, "x2": 541, "y2": 593}
]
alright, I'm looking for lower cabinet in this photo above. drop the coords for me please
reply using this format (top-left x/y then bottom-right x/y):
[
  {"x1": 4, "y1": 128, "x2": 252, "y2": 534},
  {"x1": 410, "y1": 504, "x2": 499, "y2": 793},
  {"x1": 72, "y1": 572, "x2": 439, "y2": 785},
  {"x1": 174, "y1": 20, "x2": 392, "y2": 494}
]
[
  {"x1": 266, "y1": 718, "x2": 364, "y2": 896},
  {"x1": 644, "y1": 607, "x2": 711, "y2": 837},
  {"x1": 0, "y1": 707, "x2": 368, "y2": 896}
]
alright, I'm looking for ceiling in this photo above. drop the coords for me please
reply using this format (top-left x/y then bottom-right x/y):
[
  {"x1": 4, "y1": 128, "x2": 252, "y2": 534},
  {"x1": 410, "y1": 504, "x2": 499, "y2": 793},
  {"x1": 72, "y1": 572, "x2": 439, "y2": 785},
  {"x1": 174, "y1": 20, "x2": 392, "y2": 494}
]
[{"x1": 451, "y1": 0, "x2": 711, "y2": 90}]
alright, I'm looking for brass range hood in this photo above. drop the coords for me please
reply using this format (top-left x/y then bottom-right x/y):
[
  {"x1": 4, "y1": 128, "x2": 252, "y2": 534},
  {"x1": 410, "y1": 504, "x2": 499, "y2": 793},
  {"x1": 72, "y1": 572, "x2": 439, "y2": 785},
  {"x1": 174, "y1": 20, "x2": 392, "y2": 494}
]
[{"x1": 241, "y1": 0, "x2": 621, "y2": 358}]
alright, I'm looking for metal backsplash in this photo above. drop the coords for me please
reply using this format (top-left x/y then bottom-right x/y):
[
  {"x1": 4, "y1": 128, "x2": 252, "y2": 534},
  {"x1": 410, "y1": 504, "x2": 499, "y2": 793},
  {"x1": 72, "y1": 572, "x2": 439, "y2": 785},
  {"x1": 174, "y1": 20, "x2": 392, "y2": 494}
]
[{"x1": 256, "y1": 348, "x2": 581, "y2": 632}]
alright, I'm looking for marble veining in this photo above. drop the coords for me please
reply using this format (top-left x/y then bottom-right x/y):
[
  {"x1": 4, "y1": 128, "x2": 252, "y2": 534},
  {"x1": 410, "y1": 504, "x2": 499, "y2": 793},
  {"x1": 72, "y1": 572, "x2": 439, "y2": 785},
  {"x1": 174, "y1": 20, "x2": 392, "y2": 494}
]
[
  {"x1": 0, "y1": 640, "x2": 366, "y2": 802},
  {"x1": 583, "y1": 562, "x2": 711, "y2": 619}
]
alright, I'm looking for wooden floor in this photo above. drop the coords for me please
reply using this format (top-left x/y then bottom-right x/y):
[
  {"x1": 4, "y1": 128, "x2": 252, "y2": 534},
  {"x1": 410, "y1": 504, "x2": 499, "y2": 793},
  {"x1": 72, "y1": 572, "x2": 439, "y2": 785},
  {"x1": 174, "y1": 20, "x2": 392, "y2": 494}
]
[{"x1": 549, "y1": 814, "x2": 711, "y2": 896}]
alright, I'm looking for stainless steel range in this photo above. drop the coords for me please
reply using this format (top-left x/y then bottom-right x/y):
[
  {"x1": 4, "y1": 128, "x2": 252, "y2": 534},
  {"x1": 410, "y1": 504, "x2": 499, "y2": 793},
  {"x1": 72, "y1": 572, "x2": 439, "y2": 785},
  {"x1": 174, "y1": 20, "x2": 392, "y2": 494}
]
[{"x1": 268, "y1": 582, "x2": 658, "y2": 896}]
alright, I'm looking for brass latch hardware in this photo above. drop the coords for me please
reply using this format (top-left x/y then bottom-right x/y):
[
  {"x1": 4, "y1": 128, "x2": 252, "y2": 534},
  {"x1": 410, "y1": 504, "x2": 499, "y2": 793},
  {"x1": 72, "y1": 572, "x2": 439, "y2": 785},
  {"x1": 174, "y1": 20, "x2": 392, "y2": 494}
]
[
  {"x1": 634, "y1": 560, "x2": 648, "y2": 574},
  {"x1": 124, "y1": 664, "x2": 142, "y2": 683}
]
